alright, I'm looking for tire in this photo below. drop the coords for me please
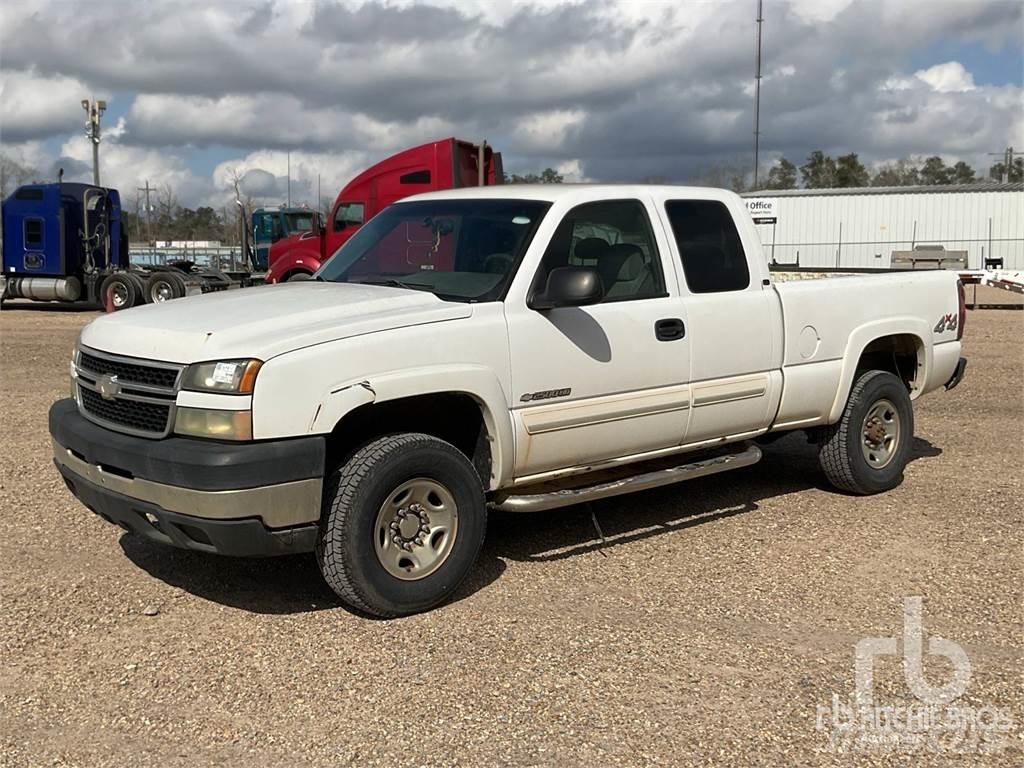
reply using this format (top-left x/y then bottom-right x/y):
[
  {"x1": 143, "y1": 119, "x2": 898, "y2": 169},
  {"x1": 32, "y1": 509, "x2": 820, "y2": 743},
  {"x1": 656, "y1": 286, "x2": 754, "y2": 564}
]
[
  {"x1": 818, "y1": 370, "x2": 914, "y2": 495},
  {"x1": 145, "y1": 272, "x2": 187, "y2": 303},
  {"x1": 99, "y1": 273, "x2": 140, "y2": 311},
  {"x1": 317, "y1": 433, "x2": 487, "y2": 617},
  {"x1": 125, "y1": 272, "x2": 147, "y2": 302}
]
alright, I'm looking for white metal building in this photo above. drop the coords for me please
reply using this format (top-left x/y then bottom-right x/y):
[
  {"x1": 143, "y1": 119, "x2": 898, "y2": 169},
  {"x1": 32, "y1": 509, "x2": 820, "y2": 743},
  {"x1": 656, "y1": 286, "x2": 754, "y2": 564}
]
[{"x1": 740, "y1": 183, "x2": 1023, "y2": 271}]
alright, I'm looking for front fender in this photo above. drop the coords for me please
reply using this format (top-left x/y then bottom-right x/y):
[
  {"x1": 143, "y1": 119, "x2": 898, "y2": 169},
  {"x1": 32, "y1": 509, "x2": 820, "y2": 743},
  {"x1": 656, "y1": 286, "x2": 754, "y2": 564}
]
[
  {"x1": 312, "y1": 365, "x2": 515, "y2": 490},
  {"x1": 266, "y1": 255, "x2": 323, "y2": 283}
]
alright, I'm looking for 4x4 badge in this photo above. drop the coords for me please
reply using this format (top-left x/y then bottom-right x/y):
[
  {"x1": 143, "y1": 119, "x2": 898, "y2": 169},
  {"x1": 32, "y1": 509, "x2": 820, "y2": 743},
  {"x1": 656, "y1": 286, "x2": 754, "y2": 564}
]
[{"x1": 933, "y1": 313, "x2": 958, "y2": 334}]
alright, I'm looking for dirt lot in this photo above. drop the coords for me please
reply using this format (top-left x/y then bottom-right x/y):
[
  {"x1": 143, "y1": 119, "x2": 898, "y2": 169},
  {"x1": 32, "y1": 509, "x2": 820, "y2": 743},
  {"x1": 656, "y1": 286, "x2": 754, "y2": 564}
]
[{"x1": 1, "y1": 297, "x2": 1021, "y2": 767}]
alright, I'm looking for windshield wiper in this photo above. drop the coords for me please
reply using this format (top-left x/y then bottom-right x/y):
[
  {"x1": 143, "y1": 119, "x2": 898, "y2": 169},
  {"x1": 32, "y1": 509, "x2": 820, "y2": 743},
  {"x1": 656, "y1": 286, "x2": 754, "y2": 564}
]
[{"x1": 356, "y1": 277, "x2": 435, "y2": 292}]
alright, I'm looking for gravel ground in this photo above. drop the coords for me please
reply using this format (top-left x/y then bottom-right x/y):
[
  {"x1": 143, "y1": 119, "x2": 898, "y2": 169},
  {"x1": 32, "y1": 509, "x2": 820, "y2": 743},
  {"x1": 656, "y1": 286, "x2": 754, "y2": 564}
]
[{"x1": 1, "y1": 296, "x2": 1021, "y2": 767}]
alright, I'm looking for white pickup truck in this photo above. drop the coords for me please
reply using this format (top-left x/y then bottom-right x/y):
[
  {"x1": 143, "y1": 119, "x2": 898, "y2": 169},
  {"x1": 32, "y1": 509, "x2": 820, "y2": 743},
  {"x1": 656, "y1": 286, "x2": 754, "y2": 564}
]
[{"x1": 49, "y1": 185, "x2": 967, "y2": 616}]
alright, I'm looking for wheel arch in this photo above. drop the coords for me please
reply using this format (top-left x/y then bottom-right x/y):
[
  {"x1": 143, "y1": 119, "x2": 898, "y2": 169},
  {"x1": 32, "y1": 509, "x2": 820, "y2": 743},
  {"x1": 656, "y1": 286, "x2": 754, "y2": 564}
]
[
  {"x1": 315, "y1": 366, "x2": 514, "y2": 491},
  {"x1": 828, "y1": 319, "x2": 930, "y2": 424}
]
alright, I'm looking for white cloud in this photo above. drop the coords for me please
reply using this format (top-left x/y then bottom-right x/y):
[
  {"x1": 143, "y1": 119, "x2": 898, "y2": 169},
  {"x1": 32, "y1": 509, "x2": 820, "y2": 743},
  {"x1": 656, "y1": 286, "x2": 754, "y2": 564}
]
[
  {"x1": 56, "y1": 134, "x2": 206, "y2": 208},
  {"x1": 0, "y1": 70, "x2": 104, "y2": 142},
  {"x1": 1, "y1": 0, "x2": 1021, "y2": 203},
  {"x1": 914, "y1": 61, "x2": 977, "y2": 93},
  {"x1": 212, "y1": 149, "x2": 375, "y2": 209}
]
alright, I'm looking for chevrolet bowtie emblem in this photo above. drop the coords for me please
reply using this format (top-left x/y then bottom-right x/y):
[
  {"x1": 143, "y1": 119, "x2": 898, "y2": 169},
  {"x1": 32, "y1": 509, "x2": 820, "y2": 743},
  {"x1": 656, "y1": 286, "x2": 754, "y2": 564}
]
[{"x1": 97, "y1": 373, "x2": 121, "y2": 400}]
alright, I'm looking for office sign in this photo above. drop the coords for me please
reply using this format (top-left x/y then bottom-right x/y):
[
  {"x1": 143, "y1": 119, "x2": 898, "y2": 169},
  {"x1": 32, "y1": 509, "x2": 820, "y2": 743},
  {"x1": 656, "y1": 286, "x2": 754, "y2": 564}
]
[{"x1": 745, "y1": 198, "x2": 778, "y2": 224}]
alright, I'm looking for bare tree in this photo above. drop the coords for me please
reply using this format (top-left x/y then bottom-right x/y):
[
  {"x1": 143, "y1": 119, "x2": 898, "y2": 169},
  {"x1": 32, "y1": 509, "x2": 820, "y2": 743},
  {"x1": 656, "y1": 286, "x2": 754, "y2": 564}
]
[
  {"x1": 689, "y1": 157, "x2": 749, "y2": 192},
  {"x1": 0, "y1": 153, "x2": 38, "y2": 199}
]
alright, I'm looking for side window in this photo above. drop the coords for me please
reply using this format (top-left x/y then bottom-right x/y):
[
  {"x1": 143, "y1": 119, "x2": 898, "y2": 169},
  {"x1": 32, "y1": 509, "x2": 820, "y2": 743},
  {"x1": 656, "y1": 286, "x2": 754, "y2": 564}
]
[
  {"x1": 533, "y1": 199, "x2": 665, "y2": 303},
  {"x1": 334, "y1": 202, "x2": 365, "y2": 231},
  {"x1": 665, "y1": 200, "x2": 750, "y2": 293},
  {"x1": 24, "y1": 218, "x2": 44, "y2": 247},
  {"x1": 400, "y1": 170, "x2": 431, "y2": 184}
]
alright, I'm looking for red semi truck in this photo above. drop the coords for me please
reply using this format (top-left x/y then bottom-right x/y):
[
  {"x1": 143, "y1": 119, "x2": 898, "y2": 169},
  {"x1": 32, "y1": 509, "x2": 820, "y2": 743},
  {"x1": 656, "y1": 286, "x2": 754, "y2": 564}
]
[{"x1": 265, "y1": 138, "x2": 503, "y2": 283}]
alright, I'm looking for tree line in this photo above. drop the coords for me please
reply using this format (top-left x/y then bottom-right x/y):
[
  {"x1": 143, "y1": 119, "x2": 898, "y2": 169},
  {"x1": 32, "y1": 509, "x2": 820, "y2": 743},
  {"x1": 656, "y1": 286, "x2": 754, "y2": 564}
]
[{"x1": 760, "y1": 151, "x2": 1022, "y2": 191}]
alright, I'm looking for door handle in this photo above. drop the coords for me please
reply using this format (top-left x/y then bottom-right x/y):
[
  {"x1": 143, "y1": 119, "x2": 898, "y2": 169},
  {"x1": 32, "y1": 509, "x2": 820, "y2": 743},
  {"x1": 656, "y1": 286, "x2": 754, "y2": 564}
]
[{"x1": 655, "y1": 318, "x2": 685, "y2": 341}]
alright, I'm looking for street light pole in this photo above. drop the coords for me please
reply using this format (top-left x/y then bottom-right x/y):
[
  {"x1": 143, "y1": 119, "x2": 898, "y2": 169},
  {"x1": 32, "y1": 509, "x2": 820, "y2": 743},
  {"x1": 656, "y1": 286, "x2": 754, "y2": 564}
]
[{"x1": 81, "y1": 98, "x2": 107, "y2": 186}]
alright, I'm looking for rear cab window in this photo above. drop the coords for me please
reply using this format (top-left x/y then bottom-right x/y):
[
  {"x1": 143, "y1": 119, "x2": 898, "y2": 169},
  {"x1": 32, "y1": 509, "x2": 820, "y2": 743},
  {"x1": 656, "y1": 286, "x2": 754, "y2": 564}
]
[{"x1": 664, "y1": 200, "x2": 750, "y2": 293}]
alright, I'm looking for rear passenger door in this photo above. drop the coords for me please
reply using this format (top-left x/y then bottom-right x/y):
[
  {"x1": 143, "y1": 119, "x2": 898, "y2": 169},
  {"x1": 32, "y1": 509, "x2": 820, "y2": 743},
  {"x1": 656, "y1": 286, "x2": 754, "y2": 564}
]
[
  {"x1": 655, "y1": 195, "x2": 782, "y2": 445},
  {"x1": 505, "y1": 197, "x2": 691, "y2": 480}
]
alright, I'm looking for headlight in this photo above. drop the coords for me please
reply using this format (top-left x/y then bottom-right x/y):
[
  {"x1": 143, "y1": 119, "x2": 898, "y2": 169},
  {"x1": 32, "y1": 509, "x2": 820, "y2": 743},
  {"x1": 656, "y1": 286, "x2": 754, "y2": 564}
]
[
  {"x1": 174, "y1": 407, "x2": 253, "y2": 441},
  {"x1": 182, "y1": 359, "x2": 262, "y2": 394}
]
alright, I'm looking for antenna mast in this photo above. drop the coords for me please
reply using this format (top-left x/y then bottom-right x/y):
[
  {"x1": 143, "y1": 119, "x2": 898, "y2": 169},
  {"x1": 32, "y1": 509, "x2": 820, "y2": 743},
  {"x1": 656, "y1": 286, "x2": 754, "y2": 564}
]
[{"x1": 753, "y1": 0, "x2": 764, "y2": 189}]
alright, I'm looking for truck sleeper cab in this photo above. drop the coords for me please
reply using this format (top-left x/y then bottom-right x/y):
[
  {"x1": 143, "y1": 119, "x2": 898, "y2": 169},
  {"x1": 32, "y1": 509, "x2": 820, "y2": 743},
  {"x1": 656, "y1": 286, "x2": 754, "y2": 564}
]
[
  {"x1": 1, "y1": 183, "x2": 128, "y2": 306},
  {"x1": 49, "y1": 185, "x2": 967, "y2": 617},
  {"x1": 264, "y1": 137, "x2": 502, "y2": 283}
]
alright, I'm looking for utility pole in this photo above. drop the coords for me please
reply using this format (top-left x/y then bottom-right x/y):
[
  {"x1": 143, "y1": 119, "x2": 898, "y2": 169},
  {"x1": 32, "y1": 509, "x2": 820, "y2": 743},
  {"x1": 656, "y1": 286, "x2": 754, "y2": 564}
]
[
  {"x1": 987, "y1": 146, "x2": 1016, "y2": 183},
  {"x1": 81, "y1": 98, "x2": 107, "y2": 186},
  {"x1": 753, "y1": 0, "x2": 764, "y2": 189},
  {"x1": 287, "y1": 151, "x2": 291, "y2": 207},
  {"x1": 137, "y1": 180, "x2": 154, "y2": 243}
]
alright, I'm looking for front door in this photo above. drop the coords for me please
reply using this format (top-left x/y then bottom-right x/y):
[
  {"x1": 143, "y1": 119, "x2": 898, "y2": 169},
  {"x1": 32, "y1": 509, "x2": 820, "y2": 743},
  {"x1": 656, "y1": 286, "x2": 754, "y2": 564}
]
[{"x1": 504, "y1": 197, "x2": 691, "y2": 480}]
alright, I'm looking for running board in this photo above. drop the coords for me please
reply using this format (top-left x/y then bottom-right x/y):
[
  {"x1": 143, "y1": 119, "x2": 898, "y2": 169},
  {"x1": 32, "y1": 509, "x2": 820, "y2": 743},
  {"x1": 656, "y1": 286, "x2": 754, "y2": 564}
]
[{"x1": 491, "y1": 443, "x2": 762, "y2": 513}]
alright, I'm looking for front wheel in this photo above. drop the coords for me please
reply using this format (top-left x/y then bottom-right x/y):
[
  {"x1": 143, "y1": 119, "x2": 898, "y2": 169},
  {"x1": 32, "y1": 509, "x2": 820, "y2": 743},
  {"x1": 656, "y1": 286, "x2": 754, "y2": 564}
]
[
  {"x1": 317, "y1": 433, "x2": 487, "y2": 617},
  {"x1": 818, "y1": 370, "x2": 914, "y2": 495}
]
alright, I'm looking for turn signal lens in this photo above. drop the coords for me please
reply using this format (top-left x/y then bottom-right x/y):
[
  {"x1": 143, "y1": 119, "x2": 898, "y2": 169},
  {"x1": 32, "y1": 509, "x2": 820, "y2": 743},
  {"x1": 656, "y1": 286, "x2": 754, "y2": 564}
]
[{"x1": 174, "y1": 408, "x2": 253, "y2": 441}]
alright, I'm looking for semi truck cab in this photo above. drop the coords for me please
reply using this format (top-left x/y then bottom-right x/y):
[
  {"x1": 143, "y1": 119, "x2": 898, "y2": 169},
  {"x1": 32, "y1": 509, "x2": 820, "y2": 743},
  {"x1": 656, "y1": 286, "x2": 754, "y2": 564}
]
[
  {"x1": 265, "y1": 138, "x2": 503, "y2": 283},
  {"x1": 1, "y1": 182, "x2": 128, "y2": 305},
  {"x1": 250, "y1": 207, "x2": 322, "y2": 271}
]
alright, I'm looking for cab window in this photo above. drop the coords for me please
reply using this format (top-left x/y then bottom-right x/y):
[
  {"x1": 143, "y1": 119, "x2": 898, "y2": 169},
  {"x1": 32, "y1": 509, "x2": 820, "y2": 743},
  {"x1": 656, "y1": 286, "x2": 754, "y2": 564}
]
[
  {"x1": 24, "y1": 217, "x2": 44, "y2": 247},
  {"x1": 665, "y1": 200, "x2": 750, "y2": 293},
  {"x1": 334, "y1": 202, "x2": 365, "y2": 231},
  {"x1": 532, "y1": 199, "x2": 665, "y2": 303}
]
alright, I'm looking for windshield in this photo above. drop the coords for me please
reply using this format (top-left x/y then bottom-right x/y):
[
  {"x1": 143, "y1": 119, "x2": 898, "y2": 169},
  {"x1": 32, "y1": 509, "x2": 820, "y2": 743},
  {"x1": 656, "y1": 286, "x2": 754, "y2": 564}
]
[
  {"x1": 316, "y1": 199, "x2": 551, "y2": 302},
  {"x1": 284, "y1": 212, "x2": 316, "y2": 232}
]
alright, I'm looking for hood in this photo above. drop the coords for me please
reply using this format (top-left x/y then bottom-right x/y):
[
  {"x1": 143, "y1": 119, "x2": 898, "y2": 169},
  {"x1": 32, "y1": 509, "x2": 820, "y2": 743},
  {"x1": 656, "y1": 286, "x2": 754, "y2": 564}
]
[{"x1": 80, "y1": 282, "x2": 472, "y2": 363}]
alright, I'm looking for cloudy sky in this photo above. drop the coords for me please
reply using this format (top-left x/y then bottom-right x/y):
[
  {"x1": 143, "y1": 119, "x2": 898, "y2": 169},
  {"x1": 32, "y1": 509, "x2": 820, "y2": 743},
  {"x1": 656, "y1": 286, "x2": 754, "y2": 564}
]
[{"x1": 1, "y1": 0, "x2": 1021, "y2": 209}]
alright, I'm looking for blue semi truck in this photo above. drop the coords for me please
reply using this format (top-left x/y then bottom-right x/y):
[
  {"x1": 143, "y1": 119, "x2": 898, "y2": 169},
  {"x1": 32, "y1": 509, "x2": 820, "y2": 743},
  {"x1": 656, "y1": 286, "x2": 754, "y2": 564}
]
[{"x1": 1, "y1": 180, "x2": 257, "y2": 310}]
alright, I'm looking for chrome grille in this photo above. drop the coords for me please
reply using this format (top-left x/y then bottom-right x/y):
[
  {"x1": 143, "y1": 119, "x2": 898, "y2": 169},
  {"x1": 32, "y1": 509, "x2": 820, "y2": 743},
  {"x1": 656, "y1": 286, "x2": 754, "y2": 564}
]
[
  {"x1": 75, "y1": 346, "x2": 183, "y2": 438},
  {"x1": 79, "y1": 350, "x2": 179, "y2": 389},
  {"x1": 79, "y1": 387, "x2": 172, "y2": 434}
]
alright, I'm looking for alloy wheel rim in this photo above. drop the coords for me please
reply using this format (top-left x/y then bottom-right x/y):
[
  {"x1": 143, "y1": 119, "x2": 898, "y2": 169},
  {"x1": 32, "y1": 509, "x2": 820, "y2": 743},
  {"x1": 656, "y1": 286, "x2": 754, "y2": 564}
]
[
  {"x1": 110, "y1": 284, "x2": 128, "y2": 308},
  {"x1": 152, "y1": 282, "x2": 173, "y2": 302},
  {"x1": 861, "y1": 398, "x2": 901, "y2": 469},
  {"x1": 373, "y1": 477, "x2": 458, "y2": 581}
]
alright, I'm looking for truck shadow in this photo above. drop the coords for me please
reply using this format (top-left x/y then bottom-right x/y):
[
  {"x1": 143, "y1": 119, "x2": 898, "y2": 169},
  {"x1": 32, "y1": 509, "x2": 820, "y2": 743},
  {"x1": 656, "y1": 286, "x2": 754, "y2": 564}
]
[
  {"x1": 118, "y1": 432, "x2": 940, "y2": 617},
  {"x1": 118, "y1": 535, "x2": 507, "y2": 617},
  {"x1": 485, "y1": 433, "x2": 941, "y2": 563}
]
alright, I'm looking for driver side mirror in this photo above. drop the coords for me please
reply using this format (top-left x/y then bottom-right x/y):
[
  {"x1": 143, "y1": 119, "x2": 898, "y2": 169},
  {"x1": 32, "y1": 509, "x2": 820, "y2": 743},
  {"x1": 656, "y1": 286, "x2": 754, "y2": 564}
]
[{"x1": 529, "y1": 266, "x2": 604, "y2": 310}]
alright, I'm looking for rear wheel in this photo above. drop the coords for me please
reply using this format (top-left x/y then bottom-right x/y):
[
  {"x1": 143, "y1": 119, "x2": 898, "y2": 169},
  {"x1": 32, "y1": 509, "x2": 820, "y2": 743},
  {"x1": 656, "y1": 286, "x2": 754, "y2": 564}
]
[
  {"x1": 317, "y1": 433, "x2": 486, "y2": 617},
  {"x1": 818, "y1": 370, "x2": 914, "y2": 495},
  {"x1": 145, "y1": 272, "x2": 187, "y2": 303},
  {"x1": 99, "y1": 273, "x2": 140, "y2": 311}
]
